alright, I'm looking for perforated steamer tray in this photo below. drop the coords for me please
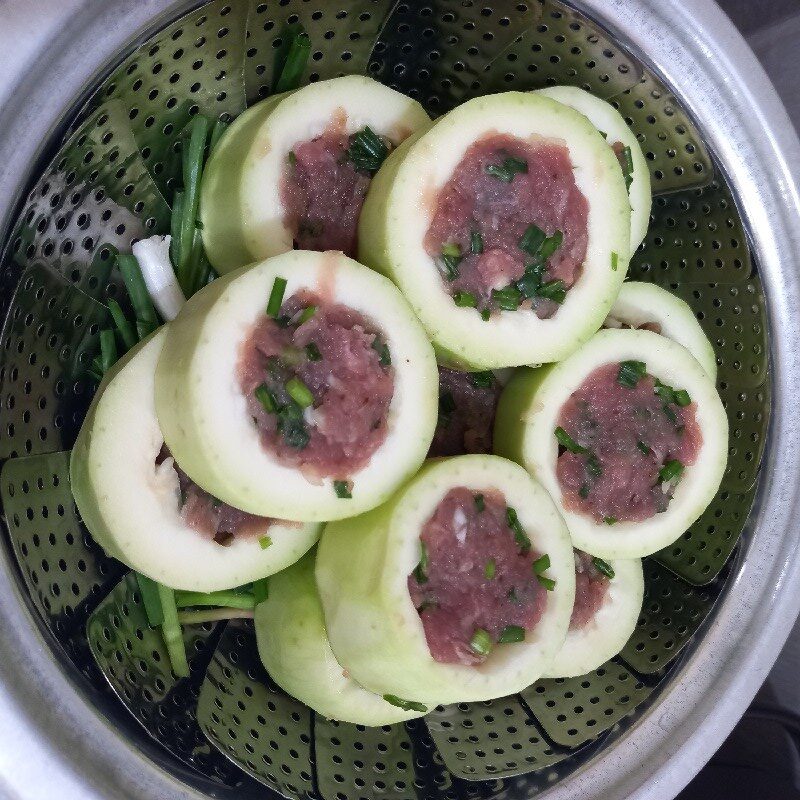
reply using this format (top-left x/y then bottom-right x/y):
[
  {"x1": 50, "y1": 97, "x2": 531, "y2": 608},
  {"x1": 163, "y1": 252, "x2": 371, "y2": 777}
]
[{"x1": 0, "y1": 2, "x2": 796, "y2": 800}]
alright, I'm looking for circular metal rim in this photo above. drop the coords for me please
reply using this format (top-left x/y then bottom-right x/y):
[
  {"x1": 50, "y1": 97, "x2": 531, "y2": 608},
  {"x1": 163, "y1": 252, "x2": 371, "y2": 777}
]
[{"x1": 0, "y1": 1, "x2": 798, "y2": 799}]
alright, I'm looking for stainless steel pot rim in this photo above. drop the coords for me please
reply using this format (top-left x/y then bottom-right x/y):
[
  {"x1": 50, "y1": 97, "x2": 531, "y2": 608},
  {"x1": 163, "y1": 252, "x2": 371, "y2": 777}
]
[{"x1": 0, "y1": 1, "x2": 797, "y2": 799}]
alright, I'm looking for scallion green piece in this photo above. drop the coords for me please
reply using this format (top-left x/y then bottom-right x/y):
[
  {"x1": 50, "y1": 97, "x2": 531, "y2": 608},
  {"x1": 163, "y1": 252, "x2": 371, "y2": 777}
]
[
  {"x1": 518, "y1": 224, "x2": 546, "y2": 256},
  {"x1": 536, "y1": 279, "x2": 566, "y2": 304},
  {"x1": 286, "y1": 377, "x2": 314, "y2": 408},
  {"x1": 305, "y1": 342, "x2": 322, "y2": 361},
  {"x1": 470, "y1": 371, "x2": 493, "y2": 388},
  {"x1": 178, "y1": 115, "x2": 210, "y2": 291},
  {"x1": 506, "y1": 506, "x2": 531, "y2": 553},
  {"x1": 611, "y1": 251, "x2": 619, "y2": 271},
  {"x1": 480, "y1": 308, "x2": 491, "y2": 321},
  {"x1": 586, "y1": 453, "x2": 603, "y2": 479},
  {"x1": 117, "y1": 254, "x2": 159, "y2": 338},
  {"x1": 99, "y1": 329, "x2": 117, "y2": 375},
  {"x1": 209, "y1": 117, "x2": 229, "y2": 152},
  {"x1": 453, "y1": 290, "x2": 477, "y2": 308},
  {"x1": 266, "y1": 276, "x2": 288, "y2": 318},
  {"x1": 107, "y1": 299, "x2": 137, "y2": 351},
  {"x1": 333, "y1": 480, "x2": 352, "y2": 499},
  {"x1": 273, "y1": 23, "x2": 311, "y2": 93},
  {"x1": 441, "y1": 242, "x2": 461, "y2": 258},
  {"x1": 174, "y1": 590, "x2": 256, "y2": 610},
  {"x1": 383, "y1": 695, "x2": 428, "y2": 712},
  {"x1": 157, "y1": 584, "x2": 190, "y2": 678},
  {"x1": 298, "y1": 305, "x2": 317, "y2": 323},
  {"x1": 469, "y1": 628, "x2": 493, "y2": 656},
  {"x1": 532, "y1": 554, "x2": 551, "y2": 574},
  {"x1": 592, "y1": 557, "x2": 616, "y2": 579},
  {"x1": 603, "y1": 516, "x2": 617, "y2": 526},
  {"x1": 347, "y1": 126, "x2": 390, "y2": 174},
  {"x1": 259, "y1": 536, "x2": 272, "y2": 550},
  {"x1": 673, "y1": 389, "x2": 692, "y2": 407},
  {"x1": 287, "y1": 150, "x2": 297, "y2": 167},
  {"x1": 371, "y1": 335, "x2": 391, "y2": 366},
  {"x1": 539, "y1": 231, "x2": 563, "y2": 262},
  {"x1": 135, "y1": 572, "x2": 164, "y2": 627},
  {"x1": 498, "y1": 625, "x2": 525, "y2": 644},
  {"x1": 485, "y1": 156, "x2": 528, "y2": 182},
  {"x1": 474, "y1": 493, "x2": 485, "y2": 512},
  {"x1": 637, "y1": 440, "x2": 651, "y2": 455},
  {"x1": 470, "y1": 230, "x2": 484, "y2": 254},
  {"x1": 621, "y1": 145, "x2": 634, "y2": 190},
  {"x1": 254, "y1": 383, "x2": 276, "y2": 413},
  {"x1": 658, "y1": 459, "x2": 684, "y2": 483},
  {"x1": 491, "y1": 285, "x2": 522, "y2": 311},
  {"x1": 414, "y1": 540, "x2": 429, "y2": 584},
  {"x1": 617, "y1": 359, "x2": 647, "y2": 388},
  {"x1": 484, "y1": 559, "x2": 496, "y2": 580},
  {"x1": 440, "y1": 247, "x2": 462, "y2": 281},
  {"x1": 579, "y1": 483, "x2": 590, "y2": 499},
  {"x1": 536, "y1": 574, "x2": 556, "y2": 591},
  {"x1": 554, "y1": 426, "x2": 587, "y2": 454}
]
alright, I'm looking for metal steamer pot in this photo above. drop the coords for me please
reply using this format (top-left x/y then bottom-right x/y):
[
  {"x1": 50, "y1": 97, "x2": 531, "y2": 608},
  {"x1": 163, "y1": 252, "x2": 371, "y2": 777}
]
[{"x1": 0, "y1": 1, "x2": 797, "y2": 799}]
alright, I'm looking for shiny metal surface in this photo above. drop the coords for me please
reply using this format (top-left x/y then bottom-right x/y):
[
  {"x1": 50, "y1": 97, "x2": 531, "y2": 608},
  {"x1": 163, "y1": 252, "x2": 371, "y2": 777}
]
[{"x1": 0, "y1": 1, "x2": 797, "y2": 799}]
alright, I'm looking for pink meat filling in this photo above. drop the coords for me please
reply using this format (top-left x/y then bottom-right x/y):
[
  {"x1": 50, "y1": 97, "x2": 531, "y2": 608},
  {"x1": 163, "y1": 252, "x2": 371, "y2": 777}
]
[
  {"x1": 156, "y1": 446, "x2": 271, "y2": 545},
  {"x1": 571, "y1": 550, "x2": 610, "y2": 629},
  {"x1": 239, "y1": 289, "x2": 394, "y2": 479},
  {"x1": 280, "y1": 131, "x2": 371, "y2": 257},
  {"x1": 556, "y1": 363, "x2": 702, "y2": 523},
  {"x1": 429, "y1": 368, "x2": 501, "y2": 457},
  {"x1": 408, "y1": 487, "x2": 547, "y2": 665},
  {"x1": 425, "y1": 134, "x2": 589, "y2": 316}
]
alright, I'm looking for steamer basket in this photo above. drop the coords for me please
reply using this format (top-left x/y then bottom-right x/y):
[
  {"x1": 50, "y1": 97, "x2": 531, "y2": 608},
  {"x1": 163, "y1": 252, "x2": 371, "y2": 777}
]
[{"x1": 0, "y1": 2, "x2": 797, "y2": 799}]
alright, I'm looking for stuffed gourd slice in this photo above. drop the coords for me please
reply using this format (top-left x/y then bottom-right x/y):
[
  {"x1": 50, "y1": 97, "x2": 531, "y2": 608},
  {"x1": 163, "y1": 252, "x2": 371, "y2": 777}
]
[
  {"x1": 155, "y1": 250, "x2": 438, "y2": 522},
  {"x1": 316, "y1": 455, "x2": 575, "y2": 706},
  {"x1": 358, "y1": 91, "x2": 631, "y2": 369},
  {"x1": 255, "y1": 551, "x2": 429, "y2": 726},
  {"x1": 494, "y1": 329, "x2": 727, "y2": 559},
  {"x1": 70, "y1": 329, "x2": 321, "y2": 592},
  {"x1": 604, "y1": 281, "x2": 717, "y2": 380},
  {"x1": 543, "y1": 553, "x2": 643, "y2": 679},
  {"x1": 200, "y1": 75, "x2": 431, "y2": 273},
  {"x1": 536, "y1": 86, "x2": 651, "y2": 253}
]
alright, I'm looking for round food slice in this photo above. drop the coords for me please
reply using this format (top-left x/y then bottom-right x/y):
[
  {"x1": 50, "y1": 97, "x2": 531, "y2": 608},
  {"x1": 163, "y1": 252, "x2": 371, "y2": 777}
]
[
  {"x1": 316, "y1": 455, "x2": 575, "y2": 705},
  {"x1": 155, "y1": 250, "x2": 438, "y2": 522},
  {"x1": 255, "y1": 551, "x2": 429, "y2": 725},
  {"x1": 536, "y1": 86, "x2": 651, "y2": 253},
  {"x1": 494, "y1": 329, "x2": 727, "y2": 559},
  {"x1": 604, "y1": 281, "x2": 717, "y2": 380},
  {"x1": 200, "y1": 75, "x2": 430, "y2": 273},
  {"x1": 70, "y1": 329, "x2": 321, "y2": 592},
  {"x1": 358, "y1": 91, "x2": 631, "y2": 369},
  {"x1": 543, "y1": 552, "x2": 643, "y2": 678}
]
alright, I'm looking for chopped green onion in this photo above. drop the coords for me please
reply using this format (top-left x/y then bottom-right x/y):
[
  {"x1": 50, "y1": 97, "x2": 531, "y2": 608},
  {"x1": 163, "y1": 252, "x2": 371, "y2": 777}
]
[
  {"x1": 273, "y1": 23, "x2": 311, "y2": 93},
  {"x1": 252, "y1": 578, "x2": 269, "y2": 604},
  {"x1": 371, "y1": 335, "x2": 391, "y2": 367},
  {"x1": 254, "y1": 383, "x2": 276, "y2": 413},
  {"x1": 673, "y1": 389, "x2": 692, "y2": 407},
  {"x1": 259, "y1": 536, "x2": 272, "y2": 550},
  {"x1": 99, "y1": 329, "x2": 117, "y2": 375},
  {"x1": 157, "y1": 584, "x2": 189, "y2": 678},
  {"x1": 603, "y1": 516, "x2": 617, "y2": 526},
  {"x1": 470, "y1": 230, "x2": 484, "y2": 254},
  {"x1": 536, "y1": 279, "x2": 566, "y2": 304},
  {"x1": 474, "y1": 493, "x2": 485, "y2": 512},
  {"x1": 538, "y1": 231, "x2": 564, "y2": 262},
  {"x1": 107, "y1": 299, "x2": 137, "y2": 351},
  {"x1": 518, "y1": 224, "x2": 546, "y2": 256},
  {"x1": 480, "y1": 308, "x2": 491, "y2": 321},
  {"x1": 498, "y1": 625, "x2": 525, "y2": 644},
  {"x1": 117, "y1": 254, "x2": 159, "y2": 338},
  {"x1": 277, "y1": 400, "x2": 309, "y2": 449},
  {"x1": 579, "y1": 483, "x2": 590, "y2": 499},
  {"x1": 637, "y1": 440, "x2": 651, "y2": 455},
  {"x1": 611, "y1": 251, "x2": 619, "y2": 271},
  {"x1": 286, "y1": 377, "x2": 314, "y2": 408},
  {"x1": 287, "y1": 150, "x2": 297, "y2": 167},
  {"x1": 266, "y1": 277, "x2": 288, "y2": 318},
  {"x1": 413, "y1": 540, "x2": 429, "y2": 584},
  {"x1": 617, "y1": 359, "x2": 647, "y2": 388},
  {"x1": 441, "y1": 242, "x2": 461, "y2": 258},
  {"x1": 663, "y1": 404, "x2": 678, "y2": 424},
  {"x1": 333, "y1": 480, "x2": 352, "y2": 499},
  {"x1": 592, "y1": 557, "x2": 616, "y2": 579},
  {"x1": 507, "y1": 587, "x2": 519, "y2": 603},
  {"x1": 298, "y1": 305, "x2": 317, "y2": 323},
  {"x1": 484, "y1": 559, "x2": 496, "y2": 580},
  {"x1": 506, "y1": 506, "x2": 531, "y2": 553},
  {"x1": 586, "y1": 453, "x2": 603, "y2": 479},
  {"x1": 209, "y1": 117, "x2": 229, "y2": 152},
  {"x1": 174, "y1": 591, "x2": 256, "y2": 610},
  {"x1": 621, "y1": 145, "x2": 634, "y2": 191},
  {"x1": 532, "y1": 554, "x2": 551, "y2": 574},
  {"x1": 536, "y1": 574, "x2": 556, "y2": 591},
  {"x1": 654, "y1": 379, "x2": 691, "y2": 407},
  {"x1": 347, "y1": 126, "x2": 390, "y2": 174},
  {"x1": 440, "y1": 248, "x2": 462, "y2": 281},
  {"x1": 658, "y1": 459, "x2": 684, "y2": 484},
  {"x1": 515, "y1": 269, "x2": 542, "y2": 299},
  {"x1": 492, "y1": 285, "x2": 522, "y2": 311},
  {"x1": 470, "y1": 371, "x2": 493, "y2": 388},
  {"x1": 485, "y1": 156, "x2": 528, "y2": 182},
  {"x1": 453, "y1": 290, "x2": 477, "y2": 308},
  {"x1": 383, "y1": 695, "x2": 428, "y2": 713},
  {"x1": 554, "y1": 426, "x2": 587, "y2": 454},
  {"x1": 135, "y1": 573, "x2": 164, "y2": 627},
  {"x1": 305, "y1": 342, "x2": 322, "y2": 361},
  {"x1": 469, "y1": 628, "x2": 493, "y2": 656}
]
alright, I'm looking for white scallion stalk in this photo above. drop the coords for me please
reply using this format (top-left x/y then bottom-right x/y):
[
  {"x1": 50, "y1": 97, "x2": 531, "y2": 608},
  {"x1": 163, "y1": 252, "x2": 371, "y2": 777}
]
[{"x1": 132, "y1": 235, "x2": 186, "y2": 321}]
